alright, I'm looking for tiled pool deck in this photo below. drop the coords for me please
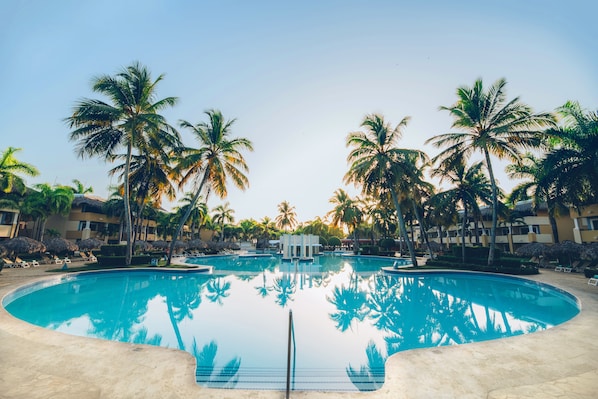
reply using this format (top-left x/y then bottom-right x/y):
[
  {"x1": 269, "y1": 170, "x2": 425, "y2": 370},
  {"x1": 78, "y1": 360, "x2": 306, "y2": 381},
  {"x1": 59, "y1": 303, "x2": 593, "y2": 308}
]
[{"x1": 1, "y1": 262, "x2": 597, "y2": 398}]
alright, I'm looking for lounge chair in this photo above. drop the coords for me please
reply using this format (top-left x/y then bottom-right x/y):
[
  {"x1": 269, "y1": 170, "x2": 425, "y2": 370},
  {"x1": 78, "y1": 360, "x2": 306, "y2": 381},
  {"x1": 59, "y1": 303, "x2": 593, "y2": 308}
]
[
  {"x1": 63, "y1": 257, "x2": 72, "y2": 264},
  {"x1": 54, "y1": 256, "x2": 64, "y2": 264},
  {"x1": 14, "y1": 257, "x2": 30, "y2": 268},
  {"x1": 2, "y1": 258, "x2": 18, "y2": 268},
  {"x1": 86, "y1": 252, "x2": 97, "y2": 262},
  {"x1": 588, "y1": 275, "x2": 598, "y2": 286}
]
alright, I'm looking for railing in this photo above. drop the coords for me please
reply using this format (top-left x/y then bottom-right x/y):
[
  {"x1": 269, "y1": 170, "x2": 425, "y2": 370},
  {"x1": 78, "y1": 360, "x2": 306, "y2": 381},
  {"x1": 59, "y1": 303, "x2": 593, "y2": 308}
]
[{"x1": 286, "y1": 309, "x2": 296, "y2": 399}]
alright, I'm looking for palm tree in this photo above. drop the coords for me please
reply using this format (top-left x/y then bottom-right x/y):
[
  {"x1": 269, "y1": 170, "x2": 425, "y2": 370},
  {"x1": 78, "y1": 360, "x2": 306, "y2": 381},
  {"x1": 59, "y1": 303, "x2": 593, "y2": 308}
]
[
  {"x1": 174, "y1": 193, "x2": 209, "y2": 240},
  {"x1": 426, "y1": 78, "x2": 554, "y2": 265},
  {"x1": 541, "y1": 101, "x2": 598, "y2": 208},
  {"x1": 0, "y1": 147, "x2": 39, "y2": 194},
  {"x1": 70, "y1": 179, "x2": 93, "y2": 194},
  {"x1": 66, "y1": 62, "x2": 179, "y2": 265},
  {"x1": 327, "y1": 189, "x2": 363, "y2": 253},
  {"x1": 345, "y1": 114, "x2": 427, "y2": 266},
  {"x1": 212, "y1": 202, "x2": 235, "y2": 242},
  {"x1": 431, "y1": 159, "x2": 493, "y2": 262},
  {"x1": 506, "y1": 152, "x2": 567, "y2": 243},
  {"x1": 22, "y1": 183, "x2": 74, "y2": 241},
  {"x1": 168, "y1": 110, "x2": 253, "y2": 264},
  {"x1": 275, "y1": 200, "x2": 297, "y2": 232}
]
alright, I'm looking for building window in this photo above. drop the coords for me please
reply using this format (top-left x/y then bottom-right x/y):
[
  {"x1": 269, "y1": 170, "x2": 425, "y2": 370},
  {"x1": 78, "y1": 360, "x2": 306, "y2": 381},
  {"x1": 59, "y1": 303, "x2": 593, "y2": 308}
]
[
  {"x1": 590, "y1": 219, "x2": 598, "y2": 230},
  {"x1": 0, "y1": 212, "x2": 14, "y2": 225}
]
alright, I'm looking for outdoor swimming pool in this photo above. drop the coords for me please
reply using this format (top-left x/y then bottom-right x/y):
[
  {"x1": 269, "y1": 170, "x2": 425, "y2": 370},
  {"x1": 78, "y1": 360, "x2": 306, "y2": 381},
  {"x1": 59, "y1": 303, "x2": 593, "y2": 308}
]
[{"x1": 3, "y1": 254, "x2": 580, "y2": 392}]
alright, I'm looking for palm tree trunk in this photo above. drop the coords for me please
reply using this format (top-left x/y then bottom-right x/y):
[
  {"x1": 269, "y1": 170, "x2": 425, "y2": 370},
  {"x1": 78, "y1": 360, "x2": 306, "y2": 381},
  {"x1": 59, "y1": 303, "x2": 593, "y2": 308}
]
[
  {"x1": 483, "y1": 149, "x2": 498, "y2": 267},
  {"x1": 123, "y1": 143, "x2": 134, "y2": 265},
  {"x1": 412, "y1": 200, "x2": 434, "y2": 259},
  {"x1": 460, "y1": 208, "x2": 468, "y2": 264},
  {"x1": 167, "y1": 172, "x2": 210, "y2": 265},
  {"x1": 391, "y1": 190, "x2": 418, "y2": 266}
]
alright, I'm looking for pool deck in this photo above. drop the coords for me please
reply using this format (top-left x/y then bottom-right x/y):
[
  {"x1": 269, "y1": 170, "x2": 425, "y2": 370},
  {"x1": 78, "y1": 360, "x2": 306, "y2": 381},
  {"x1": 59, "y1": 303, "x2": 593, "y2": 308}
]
[{"x1": 1, "y1": 261, "x2": 597, "y2": 399}]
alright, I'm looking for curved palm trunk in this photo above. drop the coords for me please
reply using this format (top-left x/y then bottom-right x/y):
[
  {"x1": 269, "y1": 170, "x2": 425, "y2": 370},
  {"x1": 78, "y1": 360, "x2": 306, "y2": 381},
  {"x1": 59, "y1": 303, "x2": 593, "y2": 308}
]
[
  {"x1": 483, "y1": 150, "x2": 498, "y2": 267},
  {"x1": 391, "y1": 190, "x2": 418, "y2": 266},
  {"x1": 167, "y1": 172, "x2": 210, "y2": 265},
  {"x1": 123, "y1": 143, "x2": 133, "y2": 266},
  {"x1": 460, "y1": 207, "x2": 468, "y2": 264},
  {"x1": 412, "y1": 200, "x2": 434, "y2": 260}
]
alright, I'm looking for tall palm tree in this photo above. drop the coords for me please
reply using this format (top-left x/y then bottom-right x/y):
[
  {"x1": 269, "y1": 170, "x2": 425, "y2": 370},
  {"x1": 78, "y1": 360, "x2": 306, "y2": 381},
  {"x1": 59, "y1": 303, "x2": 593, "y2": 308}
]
[
  {"x1": 426, "y1": 78, "x2": 554, "y2": 265},
  {"x1": 66, "y1": 62, "x2": 179, "y2": 265},
  {"x1": 275, "y1": 200, "x2": 297, "y2": 232},
  {"x1": 431, "y1": 159, "x2": 493, "y2": 262},
  {"x1": 0, "y1": 147, "x2": 39, "y2": 194},
  {"x1": 168, "y1": 110, "x2": 253, "y2": 263},
  {"x1": 541, "y1": 101, "x2": 598, "y2": 208},
  {"x1": 327, "y1": 189, "x2": 363, "y2": 253},
  {"x1": 174, "y1": 192, "x2": 209, "y2": 240},
  {"x1": 345, "y1": 114, "x2": 427, "y2": 266},
  {"x1": 212, "y1": 203, "x2": 235, "y2": 242}
]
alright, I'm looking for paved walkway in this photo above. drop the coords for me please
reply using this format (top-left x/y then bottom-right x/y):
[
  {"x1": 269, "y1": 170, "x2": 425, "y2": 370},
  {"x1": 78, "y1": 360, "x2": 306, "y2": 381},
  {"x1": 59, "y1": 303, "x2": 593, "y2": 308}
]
[{"x1": 1, "y1": 263, "x2": 597, "y2": 398}]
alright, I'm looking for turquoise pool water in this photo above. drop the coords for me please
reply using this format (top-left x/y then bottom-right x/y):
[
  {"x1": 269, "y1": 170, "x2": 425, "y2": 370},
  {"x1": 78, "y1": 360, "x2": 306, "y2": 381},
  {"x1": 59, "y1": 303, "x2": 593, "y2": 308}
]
[{"x1": 3, "y1": 254, "x2": 580, "y2": 391}]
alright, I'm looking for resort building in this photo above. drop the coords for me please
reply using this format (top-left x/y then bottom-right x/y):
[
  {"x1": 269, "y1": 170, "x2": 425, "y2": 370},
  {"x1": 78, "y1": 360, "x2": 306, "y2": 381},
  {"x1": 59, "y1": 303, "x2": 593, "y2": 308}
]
[
  {"x1": 280, "y1": 234, "x2": 320, "y2": 261},
  {"x1": 569, "y1": 203, "x2": 598, "y2": 244},
  {"x1": 425, "y1": 200, "x2": 576, "y2": 253},
  {"x1": 21, "y1": 194, "x2": 158, "y2": 244},
  {"x1": 0, "y1": 207, "x2": 20, "y2": 240}
]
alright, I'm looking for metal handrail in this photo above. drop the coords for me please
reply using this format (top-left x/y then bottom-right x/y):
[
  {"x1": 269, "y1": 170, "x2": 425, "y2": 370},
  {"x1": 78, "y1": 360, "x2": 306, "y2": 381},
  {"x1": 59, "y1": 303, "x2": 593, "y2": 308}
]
[{"x1": 286, "y1": 309, "x2": 296, "y2": 399}]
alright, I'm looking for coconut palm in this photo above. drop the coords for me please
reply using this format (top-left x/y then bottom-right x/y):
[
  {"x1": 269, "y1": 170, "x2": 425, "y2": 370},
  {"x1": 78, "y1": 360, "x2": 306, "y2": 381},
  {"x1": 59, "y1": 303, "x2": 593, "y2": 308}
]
[
  {"x1": 66, "y1": 62, "x2": 179, "y2": 265},
  {"x1": 506, "y1": 152, "x2": 567, "y2": 243},
  {"x1": 22, "y1": 183, "x2": 74, "y2": 241},
  {"x1": 431, "y1": 159, "x2": 492, "y2": 262},
  {"x1": 212, "y1": 202, "x2": 235, "y2": 242},
  {"x1": 0, "y1": 147, "x2": 39, "y2": 195},
  {"x1": 541, "y1": 101, "x2": 598, "y2": 208},
  {"x1": 327, "y1": 189, "x2": 363, "y2": 253},
  {"x1": 275, "y1": 200, "x2": 297, "y2": 232},
  {"x1": 426, "y1": 78, "x2": 554, "y2": 265},
  {"x1": 345, "y1": 114, "x2": 427, "y2": 266},
  {"x1": 168, "y1": 110, "x2": 253, "y2": 264}
]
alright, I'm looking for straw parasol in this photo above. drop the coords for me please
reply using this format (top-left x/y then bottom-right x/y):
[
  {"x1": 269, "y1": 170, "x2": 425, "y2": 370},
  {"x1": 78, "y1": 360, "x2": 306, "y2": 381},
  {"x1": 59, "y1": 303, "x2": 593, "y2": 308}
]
[
  {"x1": 77, "y1": 238, "x2": 104, "y2": 250},
  {"x1": 547, "y1": 240, "x2": 585, "y2": 265},
  {"x1": 134, "y1": 240, "x2": 153, "y2": 251},
  {"x1": 1, "y1": 237, "x2": 46, "y2": 255},
  {"x1": 581, "y1": 243, "x2": 598, "y2": 260},
  {"x1": 151, "y1": 240, "x2": 169, "y2": 249},
  {"x1": 515, "y1": 242, "x2": 550, "y2": 258},
  {"x1": 187, "y1": 239, "x2": 208, "y2": 250},
  {"x1": 44, "y1": 237, "x2": 79, "y2": 254}
]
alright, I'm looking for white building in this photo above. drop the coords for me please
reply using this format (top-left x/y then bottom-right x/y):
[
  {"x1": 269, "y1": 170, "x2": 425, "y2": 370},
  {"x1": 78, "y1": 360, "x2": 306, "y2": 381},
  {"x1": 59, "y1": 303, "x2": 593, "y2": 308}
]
[{"x1": 280, "y1": 234, "x2": 320, "y2": 261}]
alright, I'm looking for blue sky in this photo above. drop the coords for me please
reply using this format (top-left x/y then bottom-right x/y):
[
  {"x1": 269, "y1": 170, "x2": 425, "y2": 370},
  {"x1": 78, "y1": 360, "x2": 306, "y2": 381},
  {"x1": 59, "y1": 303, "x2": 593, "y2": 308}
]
[{"x1": 2, "y1": 0, "x2": 597, "y2": 223}]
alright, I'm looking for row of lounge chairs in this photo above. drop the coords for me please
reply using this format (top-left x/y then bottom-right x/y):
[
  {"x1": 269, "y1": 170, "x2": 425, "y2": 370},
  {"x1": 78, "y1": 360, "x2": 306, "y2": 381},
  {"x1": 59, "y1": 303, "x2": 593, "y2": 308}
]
[
  {"x1": 2, "y1": 257, "x2": 38, "y2": 268},
  {"x1": 554, "y1": 260, "x2": 596, "y2": 273}
]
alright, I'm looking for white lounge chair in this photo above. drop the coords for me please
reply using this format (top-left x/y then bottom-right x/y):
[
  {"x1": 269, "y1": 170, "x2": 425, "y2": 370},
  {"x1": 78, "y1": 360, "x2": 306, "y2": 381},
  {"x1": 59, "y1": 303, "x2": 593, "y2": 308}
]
[
  {"x1": 54, "y1": 257, "x2": 64, "y2": 264},
  {"x1": 63, "y1": 257, "x2": 72, "y2": 264},
  {"x1": 588, "y1": 275, "x2": 598, "y2": 286},
  {"x1": 15, "y1": 257, "x2": 31, "y2": 268}
]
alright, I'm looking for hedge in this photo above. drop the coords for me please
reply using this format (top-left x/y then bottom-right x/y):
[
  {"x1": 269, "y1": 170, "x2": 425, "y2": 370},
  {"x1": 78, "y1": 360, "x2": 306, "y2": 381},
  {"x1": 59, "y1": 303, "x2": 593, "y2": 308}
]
[{"x1": 96, "y1": 255, "x2": 152, "y2": 267}]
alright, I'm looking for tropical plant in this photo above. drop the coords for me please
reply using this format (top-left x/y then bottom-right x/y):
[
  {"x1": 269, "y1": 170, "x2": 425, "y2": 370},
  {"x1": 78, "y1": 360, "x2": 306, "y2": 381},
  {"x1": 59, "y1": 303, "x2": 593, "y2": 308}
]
[
  {"x1": 431, "y1": 159, "x2": 492, "y2": 262},
  {"x1": 22, "y1": 183, "x2": 74, "y2": 241},
  {"x1": 168, "y1": 110, "x2": 253, "y2": 264},
  {"x1": 66, "y1": 61, "x2": 179, "y2": 265},
  {"x1": 327, "y1": 189, "x2": 363, "y2": 253},
  {"x1": 426, "y1": 78, "x2": 554, "y2": 265},
  {"x1": 541, "y1": 101, "x2": 598, "y2": 208},
  {"x1": 70, "y1": 179, "x2": 93, "y2": 194},
  {"x1": 345, "y1": 114, "x2": 427, "y2": 266},
  {"x1": 212, "y1": 202, "x2": 235, "y2": 242},
  {"x1": 0, "y1": 147, "x2": 39, "y2": 195},
  {"x1": 275, "y1": 200, "x2": 297, "y2": 232}
]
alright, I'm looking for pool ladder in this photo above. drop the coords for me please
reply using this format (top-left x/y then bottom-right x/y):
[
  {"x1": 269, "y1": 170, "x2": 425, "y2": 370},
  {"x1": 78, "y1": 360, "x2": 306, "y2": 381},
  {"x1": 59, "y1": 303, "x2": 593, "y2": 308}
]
[{"x1": 286, "y1": 309, "x2": 296, "y2": 398}]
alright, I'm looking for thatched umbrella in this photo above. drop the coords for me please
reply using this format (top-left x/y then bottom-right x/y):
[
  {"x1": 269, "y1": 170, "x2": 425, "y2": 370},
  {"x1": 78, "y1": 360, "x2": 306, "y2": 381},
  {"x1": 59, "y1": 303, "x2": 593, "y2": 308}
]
[
  {"x1": 515, "y1": 242, "x2": 550, "y2": 259},
  {"x1": 77, "y1": 238, "x2": 104, "y2": 250},
  {"x1": 2, "y1": 237, "x2": 46, "y2": 255},
  {"x1": 548, "y1": 240, "x2": 585, "y2": 266},
  {"x1": 151, "y1": 240, "x2": 169, "y2": 249},
  {"x1": 134, "y1": 240, "x2": 153, "y2": 252},
  {"x1": 187, "y1": 239, "x2": 208, "y2": 250},
  {"x1": 581, "y1": 243, "x2": 598, "y2": 261},
  {"x1": 44, "y1": 237, "x2": 79, "y2": 255}
]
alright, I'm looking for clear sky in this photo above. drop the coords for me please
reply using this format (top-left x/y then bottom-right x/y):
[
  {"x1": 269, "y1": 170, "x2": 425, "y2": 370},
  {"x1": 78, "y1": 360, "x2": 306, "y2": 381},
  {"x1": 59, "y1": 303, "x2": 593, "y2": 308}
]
[{"x1": 2, "y1": 0, "x2": 597, "y2": 224}]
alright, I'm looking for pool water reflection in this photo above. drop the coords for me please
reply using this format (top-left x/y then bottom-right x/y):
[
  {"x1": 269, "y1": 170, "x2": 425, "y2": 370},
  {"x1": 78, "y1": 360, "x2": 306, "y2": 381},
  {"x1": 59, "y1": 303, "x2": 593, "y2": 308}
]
[{"x1": 3, "y1": 255, "x2": 580, "y2": 391}]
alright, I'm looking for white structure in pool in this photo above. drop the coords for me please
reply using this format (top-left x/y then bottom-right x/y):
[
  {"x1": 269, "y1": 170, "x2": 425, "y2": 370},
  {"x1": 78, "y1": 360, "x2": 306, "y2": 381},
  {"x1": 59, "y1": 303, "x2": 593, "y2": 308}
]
[{"x1": 280, "y1": 234, "x2": 320, "y2": 261}]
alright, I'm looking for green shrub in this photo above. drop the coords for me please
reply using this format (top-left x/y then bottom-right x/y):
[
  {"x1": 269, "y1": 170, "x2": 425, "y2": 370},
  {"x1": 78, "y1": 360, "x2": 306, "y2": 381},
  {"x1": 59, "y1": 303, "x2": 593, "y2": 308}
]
[
  {"x1": 100, "y1": 244, "x2": 127, "y2": 256},
  {"x1": 378, "y1": 238, "x2": 395, "y2": 250},
  {"x1": 328, "y1": 236, "x2": 341, "y2": 248},
  {"x1": 96, "y1": 255, "x2": 152, "y2": 267}
]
